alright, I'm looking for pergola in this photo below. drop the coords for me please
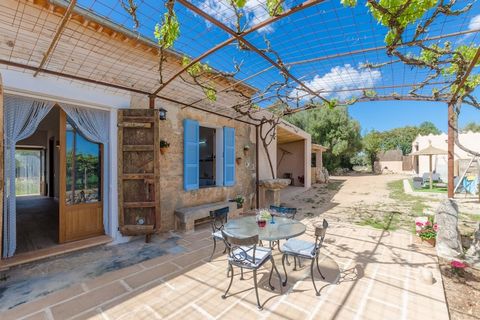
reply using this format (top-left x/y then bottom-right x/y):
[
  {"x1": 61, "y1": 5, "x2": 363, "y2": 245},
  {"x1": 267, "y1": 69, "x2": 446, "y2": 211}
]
[{"x1": 1, "y1": 0, "x2": 479, "y2": 197}]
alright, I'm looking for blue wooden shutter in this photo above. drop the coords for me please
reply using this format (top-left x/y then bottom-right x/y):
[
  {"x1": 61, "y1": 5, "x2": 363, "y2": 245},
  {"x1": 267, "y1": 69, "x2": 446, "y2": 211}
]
[
  {"x1": 223, "y1": 126, "x2": 235, "y2": 186},
  {"x1": 184, "y1": 119, "x2": 199, "y2": 191}
]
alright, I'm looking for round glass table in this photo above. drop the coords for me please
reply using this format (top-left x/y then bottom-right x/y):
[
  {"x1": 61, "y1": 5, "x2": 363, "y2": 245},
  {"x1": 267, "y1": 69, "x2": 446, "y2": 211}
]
[{"x1": 224, "y1": 216, "x2": 306, "y2": 241}]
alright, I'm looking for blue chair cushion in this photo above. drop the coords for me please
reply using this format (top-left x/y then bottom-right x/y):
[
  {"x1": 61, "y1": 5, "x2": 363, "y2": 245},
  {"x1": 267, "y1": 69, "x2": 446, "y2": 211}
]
[
  {"x1": 282, "y1": 238, "x2": 316, "y2": 258},
  {"x1": 230, "y1": 246, "x2": 271, "y2": 268}
]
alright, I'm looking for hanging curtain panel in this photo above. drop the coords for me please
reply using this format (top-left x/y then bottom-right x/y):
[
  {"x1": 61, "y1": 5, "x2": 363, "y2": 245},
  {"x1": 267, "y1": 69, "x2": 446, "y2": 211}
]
[
  {"x1": 3, "y1": 95, "x2": 53, "y2": 258},
  {"x1": 59, "y1": 104, "x2": 110, "y2": 232}
]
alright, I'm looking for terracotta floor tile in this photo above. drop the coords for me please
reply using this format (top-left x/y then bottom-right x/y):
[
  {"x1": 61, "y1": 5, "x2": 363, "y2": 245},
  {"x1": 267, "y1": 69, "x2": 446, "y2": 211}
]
[{"x1": 50, "y1": 282, "x2": 127, "y2": 319}]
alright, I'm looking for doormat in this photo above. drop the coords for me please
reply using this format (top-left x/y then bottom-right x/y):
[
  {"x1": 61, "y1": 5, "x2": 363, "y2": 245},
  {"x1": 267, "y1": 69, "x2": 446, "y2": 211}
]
[{"x1": 0, "y1": 233, "x2": 186, "y2": 311}]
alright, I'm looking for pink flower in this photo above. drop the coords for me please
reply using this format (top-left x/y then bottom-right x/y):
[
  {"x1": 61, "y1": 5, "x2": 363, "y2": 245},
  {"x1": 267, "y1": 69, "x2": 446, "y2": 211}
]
[
  {"x1": 433, "y1": 224, "x2": 438, "y2": 232},
  {"x1": 451, "y1": 260, "x2": 467, "y2": 269},
  {"x1": 425, "y1": 221, "x2": 432, "y2": 226},
  {"x1": 416, "y1": 222, "x2": 424, "y2": 227}
]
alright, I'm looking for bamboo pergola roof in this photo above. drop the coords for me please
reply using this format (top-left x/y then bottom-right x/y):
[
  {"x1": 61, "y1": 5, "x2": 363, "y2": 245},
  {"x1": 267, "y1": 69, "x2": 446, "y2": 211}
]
[{"x1": 0, "y1": 0, "x2": 479, "y2": 124}]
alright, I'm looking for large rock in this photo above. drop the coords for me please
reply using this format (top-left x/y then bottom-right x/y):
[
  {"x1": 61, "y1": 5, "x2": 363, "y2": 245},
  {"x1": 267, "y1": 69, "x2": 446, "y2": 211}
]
[
  {"x1": 435, "y1": 199, "x2": 463, "y2": 259},
  {"x1": 466, "y1": 223, "x2": 480, "y2": 267}
]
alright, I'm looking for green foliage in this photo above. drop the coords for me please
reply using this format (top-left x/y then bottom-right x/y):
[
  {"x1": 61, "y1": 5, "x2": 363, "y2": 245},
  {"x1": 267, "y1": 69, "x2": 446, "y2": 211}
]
[
  {"x1": 204, "y1": 86, "x2": 217, "y2": 102},
  {"x1": 182, "y1": 56, "x2": 212, "y2": 77},
  {"x1": 233, "y1": 0, "x2": 247, "y2": 8},
  {"x1": 154, "y1": 11, "x2": 179, "y2": 49},
  {"x1": 362, "y1": 130, "x2": 383, "y2": 170},
  {"x1": 463, "y1": 122, "x2": 480, "y2": 133},
  {"x1": 285, "y1": 106, "x2": 362, "y2": 171},
  {"x1": 378, "y1": 121, "x2": 440, "y2": 155},
  {"x1": 341, "y1": 0, "x2": 357, "y2": 7},
  {"x1": 365, "y1": 0, "x2": 437, "y2": 45},
  {"x1": 266, "y1": 0, "x2": 284, "y2": 16},
  {"x1": 182, "y1": 56, "x2": 216, "y2": 101}
]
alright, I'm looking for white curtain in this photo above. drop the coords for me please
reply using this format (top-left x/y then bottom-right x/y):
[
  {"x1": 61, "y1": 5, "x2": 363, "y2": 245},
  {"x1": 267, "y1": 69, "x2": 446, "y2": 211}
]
[
  {"x1": 60, "y1": 104, "x2": 110, "y2": 231},
  {"x1": 3, "y1": 95, "x2": 53, "y2": 257}
]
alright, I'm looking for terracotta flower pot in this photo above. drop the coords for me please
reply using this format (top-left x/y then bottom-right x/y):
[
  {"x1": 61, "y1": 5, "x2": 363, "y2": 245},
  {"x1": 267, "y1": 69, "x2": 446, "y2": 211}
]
[
  {"x1": 160, "y1": 147, "x2": 168, "y2": 155},
  {"x1": 421, "y1": 237, "x2": 436, "y2": 247}
]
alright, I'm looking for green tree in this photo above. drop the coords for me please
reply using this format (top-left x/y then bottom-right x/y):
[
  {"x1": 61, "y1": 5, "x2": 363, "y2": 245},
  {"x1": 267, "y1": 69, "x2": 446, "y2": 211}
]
[
  {"x1": 286, "y1": 106, "x2": 362, "y2": 171},
  {"x1": 362, "y1": 130, "x2": 383, "y2": 171},
  {"x1": 381, "y1": 121, "x2": 440, "y2": 155},
  {"x1": 463, "y1": 122, "x2": 480, "y2": 133}
]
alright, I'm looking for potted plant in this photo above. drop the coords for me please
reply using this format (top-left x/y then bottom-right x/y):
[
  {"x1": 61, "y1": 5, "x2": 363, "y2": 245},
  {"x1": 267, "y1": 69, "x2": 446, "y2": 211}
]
[
  {"x1": 416, "y1": 217, "x2": 438, "y2": 246},
  {"x1": 234, "y1": 195, "x2": 244, "y2": 209},
  {"x1": 236, "y1": 157, "x2": 242, "y2": 165},
  {"x1": 450, "y1": 260, "x2": 467, "y2": 277},
  {"x1": 160, "y1": 140, "x2": 170, "y2": 155}
]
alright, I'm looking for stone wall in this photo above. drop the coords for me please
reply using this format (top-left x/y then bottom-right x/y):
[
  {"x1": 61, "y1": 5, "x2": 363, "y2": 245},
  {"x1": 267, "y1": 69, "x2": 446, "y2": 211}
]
[{"x1": 157, "y1": 102, "x2": 257, "y2": 231}]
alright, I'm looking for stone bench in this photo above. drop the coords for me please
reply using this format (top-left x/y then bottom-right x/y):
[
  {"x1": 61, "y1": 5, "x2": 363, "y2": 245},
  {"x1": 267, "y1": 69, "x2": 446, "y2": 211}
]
[{"x1": 174, "y1": 201, "x2": 239, "y2": 233}]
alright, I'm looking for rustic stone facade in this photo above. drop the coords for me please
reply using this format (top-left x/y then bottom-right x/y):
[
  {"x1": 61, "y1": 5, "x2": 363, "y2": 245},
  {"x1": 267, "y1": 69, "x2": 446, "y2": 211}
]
[{"x1": 156, "y1": 103, "x2": 257, "y2": 231}]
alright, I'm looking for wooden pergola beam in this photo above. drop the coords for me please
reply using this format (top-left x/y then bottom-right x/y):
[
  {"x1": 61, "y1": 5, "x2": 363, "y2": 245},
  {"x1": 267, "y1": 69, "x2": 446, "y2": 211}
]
[
  {"x1": 151, "y1": 0, "x2": 325, "y2": 96},
  {"x1": 184, "y1": 29, "x2": 480, "y2": 112},
  {"x1": 34, "y1": 0, "x2": 77, "y2": 77},
  {"x1": 0, "y1": 59, "x2": 257, "y2": 126},
  {"x1": 447, "y1": 46, "x2": 480, "y2": 198},
  {"x1": 176, "y1": 0, "x2": 329, "y2": 104}
]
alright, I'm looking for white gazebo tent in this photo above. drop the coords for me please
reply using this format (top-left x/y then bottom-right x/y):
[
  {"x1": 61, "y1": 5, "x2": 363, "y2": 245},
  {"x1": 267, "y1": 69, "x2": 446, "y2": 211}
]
[{"x1": 410, "y1": 143, "x2": 448, "y2": 189}]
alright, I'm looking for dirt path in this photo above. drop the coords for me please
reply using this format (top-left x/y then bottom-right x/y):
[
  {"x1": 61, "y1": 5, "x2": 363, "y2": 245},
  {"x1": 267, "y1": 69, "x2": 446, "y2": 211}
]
[{"x1": 282, "y1": 173, "x2": 479, "y2": 233}]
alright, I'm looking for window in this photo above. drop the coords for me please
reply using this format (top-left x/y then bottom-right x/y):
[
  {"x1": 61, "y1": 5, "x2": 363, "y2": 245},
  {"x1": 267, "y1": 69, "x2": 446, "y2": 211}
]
[
  {"x1": 15, "y1": 149, "x2": 44, "y2": 196},
  {"x1": 183, "y1": 119, "x2": 235, "y2": 191},
  {"x1": 66, "y1": 121, "x2": 101, "y2": 205},
  {"x1": 199, "y1": 126, "x2": 216, "y2": 188}
]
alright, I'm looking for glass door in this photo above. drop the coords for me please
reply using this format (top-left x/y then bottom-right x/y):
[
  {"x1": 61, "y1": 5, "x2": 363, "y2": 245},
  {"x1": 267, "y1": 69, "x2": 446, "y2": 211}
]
[
  {"x1": 59, "y1": 110, "x2": 104, "y2": 243},
  {"x1": 15, "y1": 148, "x2": 44, "y2": 196}
]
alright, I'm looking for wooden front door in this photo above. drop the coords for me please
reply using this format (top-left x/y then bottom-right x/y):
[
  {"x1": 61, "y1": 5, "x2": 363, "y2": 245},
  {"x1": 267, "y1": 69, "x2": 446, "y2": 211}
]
[
  {"x1": 59, "y1": 110, "x2": 104, "y2": 243},
  {"x1": 117, "y1": 109, "x2": 160, "y2": 238}
]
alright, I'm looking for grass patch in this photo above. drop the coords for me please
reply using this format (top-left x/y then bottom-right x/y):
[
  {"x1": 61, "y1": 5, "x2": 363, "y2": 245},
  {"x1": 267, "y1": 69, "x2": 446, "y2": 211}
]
[
  {"x1": 408, "y1": 180, "x2": 447, "y2": 193},
  {"x1": 326, "y1": 181, "x2": 342, "y2": 191},
  {"x1": 387, "y1": 179, "x2": 430, "y2": 214},
  {"x1": 460, "y1": 213, "x2": 480, "y2": 222},
  {"x1": 358, "y1": 212, "x2": 400, "y2": 231}
]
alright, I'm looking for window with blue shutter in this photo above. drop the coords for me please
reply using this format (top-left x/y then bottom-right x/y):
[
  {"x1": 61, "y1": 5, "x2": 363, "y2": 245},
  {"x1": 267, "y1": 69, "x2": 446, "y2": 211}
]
[
  {"x1": 223, "y1": 126, "x2": 235, "y2": 186},
  {"x1": 184, "y1": 119, "x2": 199, "y2": 191}
]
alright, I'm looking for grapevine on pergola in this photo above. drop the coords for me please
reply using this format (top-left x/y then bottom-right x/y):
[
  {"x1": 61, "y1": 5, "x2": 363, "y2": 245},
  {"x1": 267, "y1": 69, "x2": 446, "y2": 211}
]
[{"x1": 122, "y1": 0, "x2": 480, "y2": 175}]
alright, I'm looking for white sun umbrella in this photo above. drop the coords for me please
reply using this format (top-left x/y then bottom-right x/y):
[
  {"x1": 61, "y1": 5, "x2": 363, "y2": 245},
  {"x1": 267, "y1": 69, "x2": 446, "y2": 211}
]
[{"x1": 410, "y1": 143, "x2": 448, "y2": 189}]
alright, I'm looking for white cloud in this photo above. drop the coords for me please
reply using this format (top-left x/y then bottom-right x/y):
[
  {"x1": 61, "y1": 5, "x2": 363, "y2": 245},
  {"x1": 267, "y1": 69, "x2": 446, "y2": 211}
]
[
  {"x1": 469, "y1": 14, "x2": 480, "y2": 31},
  {"x1": 198, "y1": 0, "x2": 274, "y2": 33},
  {"x1": 290, "y1": 64, "x2": 382, "y2": 101}
]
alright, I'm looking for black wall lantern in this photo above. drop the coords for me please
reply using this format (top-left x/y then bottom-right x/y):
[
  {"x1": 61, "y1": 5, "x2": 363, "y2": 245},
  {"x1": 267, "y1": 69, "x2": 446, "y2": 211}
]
[{"x1": 158, "y1": 107, "x2": 167, "y2": 121}]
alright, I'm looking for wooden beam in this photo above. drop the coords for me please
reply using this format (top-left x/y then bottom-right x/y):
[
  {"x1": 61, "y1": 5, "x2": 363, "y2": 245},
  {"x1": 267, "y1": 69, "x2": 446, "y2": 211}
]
[
  {"x1": 448, "y1": 102, "x2": 455, "y2": 198},
  {"x1": 176, "y1": 0, "x2": 329, "y2": 104},
  {"x1": 447, "y1": 46, "x2": 480, "y2": 198},
  {"x1": 34, "y1": 0, "x2": 77, "y2": 77},
  {"x1": 0, "y1": 59, "x2": 258, "y2": 126},
  {"x1": 151, "y1": 0, "x2": 326, "y2": 96},
  {"x1": 0, "y1": 72, "x2": 3, "y2": 258}
]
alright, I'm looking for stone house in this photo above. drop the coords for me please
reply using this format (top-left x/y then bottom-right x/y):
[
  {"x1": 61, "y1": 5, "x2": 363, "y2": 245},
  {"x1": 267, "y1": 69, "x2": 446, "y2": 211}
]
[{"x1": 0, "y1": 0, "x2": 312, "y2": 264}]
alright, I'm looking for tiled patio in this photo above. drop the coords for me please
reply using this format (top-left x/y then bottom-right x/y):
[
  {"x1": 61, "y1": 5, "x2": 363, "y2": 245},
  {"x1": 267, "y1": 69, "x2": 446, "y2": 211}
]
[{"x1": 2, "y1": 218, "x2": 449, "y2": 320}]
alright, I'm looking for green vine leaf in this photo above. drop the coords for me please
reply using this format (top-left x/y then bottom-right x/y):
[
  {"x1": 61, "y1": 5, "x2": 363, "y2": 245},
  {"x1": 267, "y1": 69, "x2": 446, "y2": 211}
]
[
  {"x1": 233, "y1": 0, "x2": 247, "y2": 8},
  {"x1": 266, "y1": 0, "x2": 284, "y2": 16},
  {"x1": 341, "y1": 0, "x2": 357, "y2": 7},
  {"x1": 154, "y1": 10, "x2": 180, "y2": 49}
]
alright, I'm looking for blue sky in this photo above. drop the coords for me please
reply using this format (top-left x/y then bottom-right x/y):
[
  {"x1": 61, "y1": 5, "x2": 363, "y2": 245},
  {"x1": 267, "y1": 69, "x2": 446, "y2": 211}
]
[
  {"x1": 349, "y1": 101, "x2": 480, "y2": 134},
  {"x1": 76, "y1": 0, "x2": 480, "y2": 131}
]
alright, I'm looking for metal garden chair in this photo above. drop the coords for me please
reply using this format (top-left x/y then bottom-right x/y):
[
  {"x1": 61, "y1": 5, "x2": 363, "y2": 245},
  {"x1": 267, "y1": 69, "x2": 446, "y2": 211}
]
[
  {"x1": 269, "y1": 205, "x2": 297, "y2": 219},
  {"x1": 209, "y1": 206, "x2": 229, "y2": 262},
  {"x1": 221, "y1": 231, "x2": 283, "y2": 310},
  {"x1": 281, "y1": 219, "x2": 329, "y2": 296}
]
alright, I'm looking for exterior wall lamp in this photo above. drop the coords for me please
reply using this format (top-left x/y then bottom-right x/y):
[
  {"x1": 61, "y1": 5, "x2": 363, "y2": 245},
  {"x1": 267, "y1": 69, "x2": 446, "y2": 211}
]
[{"x1": 159, "y1": 107, "x2": 167, "y2": 121}]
